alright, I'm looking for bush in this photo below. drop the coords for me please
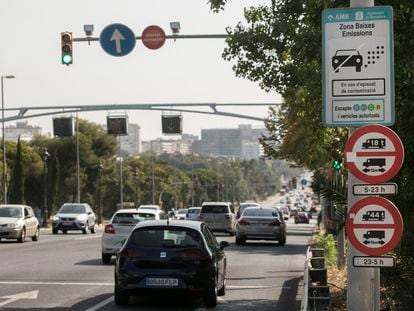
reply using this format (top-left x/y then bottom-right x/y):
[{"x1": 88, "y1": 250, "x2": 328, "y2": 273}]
[{"x1": 314, "y1": 230, "x2": 337, "y2": 267}]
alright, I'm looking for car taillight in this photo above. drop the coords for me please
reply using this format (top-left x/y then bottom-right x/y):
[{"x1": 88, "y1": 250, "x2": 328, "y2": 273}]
[
  {"x1": 118, "y1": 249, "x2": 145, "y2": 258},
  {"x1": 104, "y1": 224, "x2": 115, "y2": 234},
  {"x1": 238, "y1": 219, "x2": 250, "y2": 226},
  {"x1": 268, "y1": 219, "x2": 281, "y2": 226},
  {"x1": 225, "y1": 215, "x2": 231, "y2": 220},
  {"x1": 180, "y1": 249, "x2": 210, "y2": 260}
]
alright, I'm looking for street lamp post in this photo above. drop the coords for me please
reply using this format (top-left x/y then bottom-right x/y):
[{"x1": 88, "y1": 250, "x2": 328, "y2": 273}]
[
  {"x1": 42, "y1": 148, "x2": 50, "y2": 227},
  {"x1": 1, "y1": 75, "x2": 15, "y2": 204},
  {"x1": 97, "y1": 162, "x2": 104, "y2": 225}
]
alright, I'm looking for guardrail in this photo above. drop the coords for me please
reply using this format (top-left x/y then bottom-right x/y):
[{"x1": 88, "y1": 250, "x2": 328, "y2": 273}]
[{"x1": 300, "y1": 246, "x2": 330, "y2": 311}]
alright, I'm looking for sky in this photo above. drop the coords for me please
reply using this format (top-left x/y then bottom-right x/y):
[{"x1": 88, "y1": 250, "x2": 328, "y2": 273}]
[{"x1": 0, "y1": 0, "x2": 281, "y2": 141}]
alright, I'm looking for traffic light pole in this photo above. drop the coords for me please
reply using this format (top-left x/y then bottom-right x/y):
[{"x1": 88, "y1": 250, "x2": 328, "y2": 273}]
[
  {"x1": 346, "y1": 2, "x2": 379, "y2": 311},
  {"x1": 72, "y1": 33, "x2": 227, "y2": 43}
]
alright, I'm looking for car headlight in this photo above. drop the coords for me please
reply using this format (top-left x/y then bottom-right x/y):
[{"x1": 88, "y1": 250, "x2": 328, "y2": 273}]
[
  {"x1": 7, "y1": 222, "x2": 22, "y2": 228},
  {"x1": 76, "y1": 215, "x2": 87, "y2": 221},
  {"x1": 53, "y1": 216, "x2": 60, "y2": 221}
]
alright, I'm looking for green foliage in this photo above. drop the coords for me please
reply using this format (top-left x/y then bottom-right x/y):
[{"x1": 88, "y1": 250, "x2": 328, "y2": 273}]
[
  {"x1": 8, "y1": 138, "x2": 25, "y2": 204},
  {"x1": 314, "y1": 231, "x2": 338, "y2": 267}
]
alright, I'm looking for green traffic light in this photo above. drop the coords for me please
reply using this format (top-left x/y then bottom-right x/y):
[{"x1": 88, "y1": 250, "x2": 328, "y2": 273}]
[
  {"x1": 331, "y1": 160, "x2": 342, "y2": 171},
  {"x1": 62, "y1": 54, "x2": 72, "y2": 64}
]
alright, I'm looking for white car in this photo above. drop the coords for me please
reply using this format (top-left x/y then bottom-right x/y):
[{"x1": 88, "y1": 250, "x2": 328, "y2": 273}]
[
  {"x1": 137, "y1": 204, "x2": 161, "y2": 211},
  {"x1": 186, "y1": 207, "x2": 201, "y2": 220},
  {"x1": 175, "y1": 208, "x2": 188, "y2": 220},
  {"x1": 101, "y1": 208, "x2": 168, "y2": 264},
  {"x1": 0, "y1": 204, "x2": 39, "y2": 243}
]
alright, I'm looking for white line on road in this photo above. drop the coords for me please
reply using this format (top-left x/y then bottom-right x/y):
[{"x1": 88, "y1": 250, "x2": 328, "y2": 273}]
[
  {"x1": 0, "y1": 281, "x2": 113, "y2": 286},
  {"x1": 227, "y1": 285, "x2": 290, "y2": 289},
  {"x1": 85, "y1": 296, "x2": 114, "y2": 311}
]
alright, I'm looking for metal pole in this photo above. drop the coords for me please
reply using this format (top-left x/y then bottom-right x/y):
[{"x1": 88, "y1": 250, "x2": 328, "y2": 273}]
[
  {"x1": 42, "y1": 149, "x2": 49, "y2": 227},
  {"x1": 151, "y1": 142, "x2": 155, "y2": 204},
  {"x1": 76, "y1": 113, "x2": 80, "y2": 203},
  {"x1": 1, "y1": 75, "x2": 14, "y2": 204},
  {"x1": 119, "y1": 136, "x2": 123, "y2": 208},
  {"x1": 98, "y1": 162, "x2": 103, "y2": 225},
  {"x1": 1, "y1": 77, "x2": 6, "y2": 204}
]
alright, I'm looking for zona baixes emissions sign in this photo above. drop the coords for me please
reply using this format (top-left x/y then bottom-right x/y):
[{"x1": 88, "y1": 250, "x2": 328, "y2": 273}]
[{"x1": 322, "y1": 6, "x2": 394, "y2": 127}]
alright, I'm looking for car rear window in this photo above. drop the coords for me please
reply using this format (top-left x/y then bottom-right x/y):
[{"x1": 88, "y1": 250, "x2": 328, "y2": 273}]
[
  {"x1": 188, "y1": 209, "x2": 200, "y2": 214},
  {"x1": 137, "y1": 212, "x2": 156, "y2": 220},
  {"x1": 243, "y1": 208, "x2": 278, "y2": 217},
  {"x1": 201, "y1": 205, "x2": 229, "y2": 213},
  {"x1": 128, "y1": 227, "x2": 203, "y2": 249},
  {"x1": 113, "y1": 213, "x2": 141, "y2": 224}
]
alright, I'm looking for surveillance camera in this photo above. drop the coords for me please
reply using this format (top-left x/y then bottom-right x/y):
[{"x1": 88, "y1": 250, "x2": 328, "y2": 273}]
[
  {"x1": 170, "y1": 22, "x2": 181, "y2": 34},
  {"x1": 84, "y1": 24, "x2": 94, "y2": 36}
]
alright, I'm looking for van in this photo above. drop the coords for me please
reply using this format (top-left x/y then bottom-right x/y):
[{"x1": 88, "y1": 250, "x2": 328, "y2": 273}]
[{"x1": 199, "y1": 202, "x2": 236, "y2": 235}]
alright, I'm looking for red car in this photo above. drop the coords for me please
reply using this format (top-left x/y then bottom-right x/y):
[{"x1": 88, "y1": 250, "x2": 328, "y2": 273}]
[{"x1": 294, "y1": 212, "x2": 310, "y2": 224}]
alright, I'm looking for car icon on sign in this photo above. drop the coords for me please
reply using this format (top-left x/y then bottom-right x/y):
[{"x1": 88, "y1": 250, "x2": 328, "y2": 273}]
[{"x1": 332, "y1": 49, "x2": 363, "y2": 72}]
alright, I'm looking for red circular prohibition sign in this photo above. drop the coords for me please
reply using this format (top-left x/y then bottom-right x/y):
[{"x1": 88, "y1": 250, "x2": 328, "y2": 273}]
[
  {"x1": 345, "y1": 124, "x2": 404, "y2": 183},
  {"x1": 346, "y1": 197, "x2": 403, "y2": 256}
]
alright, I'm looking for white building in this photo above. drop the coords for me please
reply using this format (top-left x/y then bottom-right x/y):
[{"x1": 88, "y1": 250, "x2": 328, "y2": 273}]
[{"x1": 5, "y1": 121, "x2": 42, "y2": 142}]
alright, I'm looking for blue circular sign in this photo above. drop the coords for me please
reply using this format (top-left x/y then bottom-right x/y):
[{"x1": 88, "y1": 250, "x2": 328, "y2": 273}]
[{"x1": 100, "y1": 23, "x2": 136, "y2": 57}]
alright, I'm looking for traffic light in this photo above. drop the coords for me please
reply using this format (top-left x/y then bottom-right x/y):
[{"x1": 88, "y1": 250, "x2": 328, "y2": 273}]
[
  {"x1": 61, "y1": 32, "x2": 73, "y2": 65},
  {"x1": 331, "y1": 159, "x2": 342, "y2": 171},
  {"x1": 53, "y1": 117, "x2": 74, "y2": 136},
  {"x1": 107, "y1": 116, "x2": 128, "y2": 135},
  {"x1": 162, "y1": 114, "x2": 182, "y2": 135}
]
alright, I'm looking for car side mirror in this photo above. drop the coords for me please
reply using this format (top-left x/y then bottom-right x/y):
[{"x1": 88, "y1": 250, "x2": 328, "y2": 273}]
[{"x1": 219, "y1": 241, "x2": 230, "y2": 250}]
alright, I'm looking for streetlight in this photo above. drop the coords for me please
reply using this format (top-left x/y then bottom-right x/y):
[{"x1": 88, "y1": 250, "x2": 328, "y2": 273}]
[
  {"x1": 97, "y1": 162, "x2": 104, "y2": 225},
  {"x1": 1, "y1": 75, "x2": 15, "y2": 204},
  {"x1": 42, "y1": 148, "x2": 50, "y2": 227},
  {"x1": 133, "y1": 168, "x2": 139, "y2": 208}
]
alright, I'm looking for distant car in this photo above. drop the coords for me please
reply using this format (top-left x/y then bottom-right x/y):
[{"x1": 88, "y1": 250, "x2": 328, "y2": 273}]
[
  {"x1": 295, "y1": 212, "x2": 310, "y2": 224},
  {"x1": 237, "y1": 202, "x2": 259, "y2": 218},
  {"x1": 199, "y1": 202, "x2": 236, "y2": 235},
  {"x1": 0, "y1": 204, "x2": 39, "y2": 243},
  {"x1": 114, "y1": 220, "x2": 229, "y2": 307},
  {"x1": 290, "y1": 208, "x2": 299, "y2": 217},
  {"x1": 137, "y1": 204, "x2": 161, "y2": 211},
  {"x1": 279, "y1": 207, "x2": 290, "y2": 220},
  {"x1": 186, "y1": 207, "x2": 201, "y2": 221},
  {"x1": 52, "y1": 203, "x2": 96, "y2": 234},
  {"x1": 175, "y1": 208, "x2": 188, "y2": 220},
  {"x1": 235, "y1": 206, "x2": 286, "y2": 246}
]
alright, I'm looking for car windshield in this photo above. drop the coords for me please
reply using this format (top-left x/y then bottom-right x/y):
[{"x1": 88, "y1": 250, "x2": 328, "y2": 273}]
[
  {"x1": 243, "y1": 208, "x2": 278, "y2": 217},
  {"x1": 59, "y1": 204, "x2": 86, "y2": 214},
  {"x1": 129, "y1": 227, "x2": 203, "y2": 249},
  {"x1": 201, "y1": 205, "x2": 228, "y2": 213},
  {"x1": 113, "y1": 213, "x2": 141, "y2": 224},
  {"x1": 0, "y1": 207, "x2": 22, "y2": 218}
]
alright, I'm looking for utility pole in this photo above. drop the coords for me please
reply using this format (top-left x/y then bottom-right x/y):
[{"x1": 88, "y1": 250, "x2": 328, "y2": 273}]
[{"x1": 346, "y1": 2, "x2": 379, "y2": 311}]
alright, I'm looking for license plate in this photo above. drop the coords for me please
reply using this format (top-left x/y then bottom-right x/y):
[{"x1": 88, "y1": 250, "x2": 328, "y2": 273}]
[
  {"x1": 146, "y1": 278, "x2": 179, "y2": 287},
  {"x1": 62, "y1": 221, "x2": 72, "y2": 226}
]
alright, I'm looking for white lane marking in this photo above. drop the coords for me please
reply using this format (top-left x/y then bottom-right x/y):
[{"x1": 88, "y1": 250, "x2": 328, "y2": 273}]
[
  {"x1": 85, "y1": 296, "x2": 114, "y2": 311},
  {"x1": 0, "y1": 281, "x2": 113, "y2": 286},
  {"x1": 0, "y1": 290, "x2": 39, "y2": 307},
  {"x1": 227, "y1": 285, "x2": 290, "y2": 289},
  {"x1": 74, "y1": 235, "x2": 102, "y2": 241}
]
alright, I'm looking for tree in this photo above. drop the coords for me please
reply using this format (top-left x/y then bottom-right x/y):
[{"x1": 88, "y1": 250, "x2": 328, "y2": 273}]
[{"x1": 8, "y1": 137, "x2": 25, "y2": 204}]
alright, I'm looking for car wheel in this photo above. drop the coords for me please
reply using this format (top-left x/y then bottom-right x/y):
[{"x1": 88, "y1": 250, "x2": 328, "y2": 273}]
[
  {"x1": 102, "y1": 253, "x2": 112, "y2": 264},
  {"x1": 235, "y1": 236, "x2": 246, "y2": 245},
  {"x1": 217, "y1": 274, "x2": 226, "y2": 296},
  {"x1": 228, "y1": 230, "x2": 235, "y2": 237},
  {"x1": 17, "y1": 228, "x2": 26, "y2": 243},
  {"x1": 32, "y1": 227, "x2": 40, "y2": 241},
  {"x1": 204, "y1": 280, "x2": 218, "y2": 308},
  {"x1": 52, "y1": 228, "x2": 58, "y2": 234},
  {"x1": 279, "y1": 237, "x2": 286, "y2": 246},
  {"x1": 62, "y1": 230, "x2": 67, "y2": 234},
  {"x1": 114, "y1": 284, "x2": 129, "y2": 305},
  {"x1": 90, "y1": 224, "x2": 96, "y2": 234},
  {"x1": 82, "y1": 222, "x2": 89, "y2": 234}
]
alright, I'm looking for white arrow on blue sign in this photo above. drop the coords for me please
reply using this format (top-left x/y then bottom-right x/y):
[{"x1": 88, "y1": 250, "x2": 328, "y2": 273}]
[{"x1": 100, "y1": 23, "x2": 136, "y2": 57}]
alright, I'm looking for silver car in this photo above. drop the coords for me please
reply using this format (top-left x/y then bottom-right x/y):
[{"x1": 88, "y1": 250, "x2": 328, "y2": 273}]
[
  {"x1": 235, "y1": 206, "x2": 286, "y2": 245},
  {"x1": 186, "y1": 207, "x2": 201, "y2": 220},
  {"x1": 52, "y1": 203, "x2": 96, "y2": 234},
  {"x1": 199, "y1": 202, "x2": 236, "y2": 235},
  {"x1": 102, "y1": 208, "x2": 168, "y2": 263},
  {"x1": 175, "y1": 208, "x2": 188, "y2": 220},
  {"x1": 0, "y1": 204, "x2": 39, "y2": 243}
]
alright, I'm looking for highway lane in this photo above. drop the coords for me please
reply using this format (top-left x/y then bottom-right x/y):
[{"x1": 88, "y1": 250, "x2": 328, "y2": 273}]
[{"x1": 0, "y1": 218, "x2": 315, "y2": 310}]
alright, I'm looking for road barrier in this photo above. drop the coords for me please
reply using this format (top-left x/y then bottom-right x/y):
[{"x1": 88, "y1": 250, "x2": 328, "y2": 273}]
[{"x1": 300, "y1": 246, "x2": 330, "y2": 311}]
